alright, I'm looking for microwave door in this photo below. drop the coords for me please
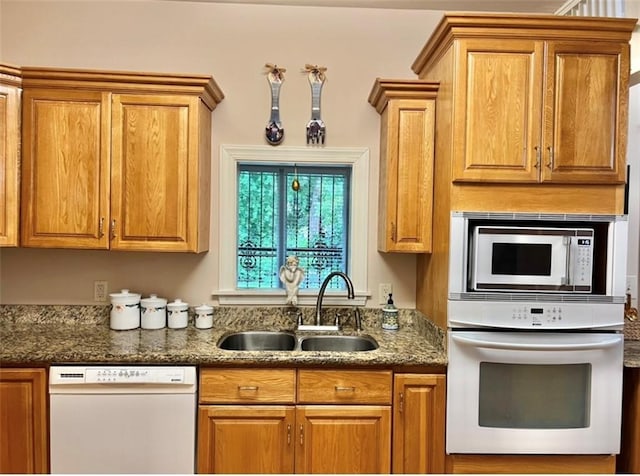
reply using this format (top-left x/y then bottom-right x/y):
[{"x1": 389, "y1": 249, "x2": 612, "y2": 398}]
[{"x1": 472, "y1": 230, "x2": 569, "y2": 292}]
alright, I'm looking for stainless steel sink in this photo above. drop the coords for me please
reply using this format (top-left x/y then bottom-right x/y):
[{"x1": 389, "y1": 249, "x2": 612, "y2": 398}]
[
  {"x1": 299, "y1": 335, "x2": 378, "y2": 352},
  {"x1": 218, "y1": 331, "x2": 296, "y2": 351}
]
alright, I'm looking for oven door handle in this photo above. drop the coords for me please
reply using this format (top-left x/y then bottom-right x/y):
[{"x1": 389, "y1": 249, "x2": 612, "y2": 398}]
[{"x1": 450, "y1": 333, "x2": 622, "y2": 351}]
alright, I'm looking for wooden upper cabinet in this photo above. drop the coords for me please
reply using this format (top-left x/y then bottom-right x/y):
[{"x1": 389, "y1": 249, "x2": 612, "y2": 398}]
[
  {"x1": 369, "y1": 79, "x2": 438, "y2": 253},
  {"x1": 21, "y1": 88, "x2": 111, "y2": 248},
  {"x1": 543, "y1": 40, "x2": 628, "y2": 183},
  {"x1": 412, "y1": 14, "x2": 635, "y2": 185},
  {"x1": 0, "y1": 64, "x2": 21, "y2": 247},
  {"x1": 20, "y1": 67, "x2": 223, "y2": 252}
]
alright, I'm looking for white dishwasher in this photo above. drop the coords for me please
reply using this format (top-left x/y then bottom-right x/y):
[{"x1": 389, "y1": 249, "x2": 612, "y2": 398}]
[{"x1": 49, "y1": 365, "x2": 197, "y2": 474}]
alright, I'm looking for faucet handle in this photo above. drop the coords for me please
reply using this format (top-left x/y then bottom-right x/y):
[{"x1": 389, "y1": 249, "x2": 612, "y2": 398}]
[
  {"x1": 334, "y1": 312, "x2": 341, "y2": 328},
  {"x1": 296, "y1": 310, "x2": 304, "y2": 326}
]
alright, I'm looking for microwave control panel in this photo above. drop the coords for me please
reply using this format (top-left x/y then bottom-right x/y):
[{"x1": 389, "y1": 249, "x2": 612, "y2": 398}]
[
  {"x1": 571, "y1": 237, "x2": 594, "y2": 287},
  {"x1": 448, "y1": 300, "x2": 623, "y2": 329}
]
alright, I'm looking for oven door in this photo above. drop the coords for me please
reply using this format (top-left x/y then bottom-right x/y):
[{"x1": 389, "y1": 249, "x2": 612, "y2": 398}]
[
  {"x1": 446, "y1": 330, "x2": 623, "y2": 454},
  {"x1": 471, "y1": 227, "x2": 573, "y2": 292}
]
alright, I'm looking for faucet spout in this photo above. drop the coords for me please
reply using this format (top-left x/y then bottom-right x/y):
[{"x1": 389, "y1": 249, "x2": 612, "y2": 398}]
[{"x1": 315, "y1": 271, "x2": 355, "y2": 327}]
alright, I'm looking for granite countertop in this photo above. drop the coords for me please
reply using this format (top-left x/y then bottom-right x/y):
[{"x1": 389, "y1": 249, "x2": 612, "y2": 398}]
[{"x1": 0, "y1": 305, "x2": 447, "y2": 368}]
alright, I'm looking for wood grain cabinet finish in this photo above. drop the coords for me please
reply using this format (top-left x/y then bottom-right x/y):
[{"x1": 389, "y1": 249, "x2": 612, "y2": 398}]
[
  {"x1": 368, "y1": 80, "x2": 438, "y2": 253},
  {"x1": 197, "y1": 368, "x2": 395, "y2": 474},
  {"x1": 20, "y1": 67, "x2": 223, "y2": 252},
  {"x1": 392, "y1": 373, "x2": 446, "y2": 474},
  {"x1": 412, "y1": 14, "x2": 635, "y2": 185},
  {"x1": 0, "y1": 368, "x2": 48, "y2": 474},
  {"x1": 0, "y1": 64, "x2": 21, "y2": 247}
]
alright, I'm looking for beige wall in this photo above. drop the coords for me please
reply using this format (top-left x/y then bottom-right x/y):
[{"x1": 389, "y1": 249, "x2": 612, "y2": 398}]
[{"x1": 0, "y1": 0, "x2": 442, "y2": 306}]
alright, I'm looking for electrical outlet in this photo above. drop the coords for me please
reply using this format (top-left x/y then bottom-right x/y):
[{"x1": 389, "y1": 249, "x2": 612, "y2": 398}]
[
  {"x1": 628, "y1": 275, "x2": 638, "y2": 295},
  {"x1": 94, "y1": 280, "x2": 108, "y2": 302},
  {"x1": 379, "y1": 283, "x2": 392, "y2": 305}
]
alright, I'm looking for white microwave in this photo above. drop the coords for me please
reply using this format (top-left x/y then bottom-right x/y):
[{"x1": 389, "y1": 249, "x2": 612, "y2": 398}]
[
  {"x1": 471, "y1": 225, "x2": 594, "y2": 293},
  {"x1": 448, "y1": 212, "x2": 629, "y2": 301}
]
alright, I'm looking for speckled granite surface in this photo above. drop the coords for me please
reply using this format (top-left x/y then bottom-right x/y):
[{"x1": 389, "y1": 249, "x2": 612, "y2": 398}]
[{"x1": 0, "y1": 305, "x2": 447, "y2": 367}]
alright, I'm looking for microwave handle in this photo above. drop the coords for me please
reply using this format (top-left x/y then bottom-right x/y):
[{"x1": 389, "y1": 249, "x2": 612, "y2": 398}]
[
  {"x1": 562, "y1": 235, "x2": 570, "y2": 286},
  {"x1": 451, "y1": 333, "x2": 622, "y2": 351}
]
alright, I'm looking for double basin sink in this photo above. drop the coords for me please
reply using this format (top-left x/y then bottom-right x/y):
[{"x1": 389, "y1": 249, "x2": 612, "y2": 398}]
[{"x1": 218, "y1": 331, "x2": 378, "y2": 352}]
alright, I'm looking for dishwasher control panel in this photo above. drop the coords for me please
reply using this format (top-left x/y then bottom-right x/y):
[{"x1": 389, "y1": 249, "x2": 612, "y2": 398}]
[
  {"x1": 50, "y1": 366, "x2": 196, "y2": 385},
  {"x1": 85, "y1": 367, "x2": 185, "y2": 384}
]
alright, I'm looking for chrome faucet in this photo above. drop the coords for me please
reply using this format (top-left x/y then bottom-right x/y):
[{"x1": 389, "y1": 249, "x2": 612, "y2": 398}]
[{"x1": 313, "y1": 271, "x2": 362, "y2": 331}]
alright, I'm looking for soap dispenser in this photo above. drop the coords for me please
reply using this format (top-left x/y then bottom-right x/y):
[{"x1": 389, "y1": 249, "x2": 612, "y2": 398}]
[{"x1": 382, "y1": 293, "x2": 399, "y2": 330}]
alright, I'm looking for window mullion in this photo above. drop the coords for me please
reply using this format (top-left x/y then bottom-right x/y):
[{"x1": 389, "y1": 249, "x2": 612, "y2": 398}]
[{"x1": 277, "y1": 167, "x2": 287, "y2": 288}]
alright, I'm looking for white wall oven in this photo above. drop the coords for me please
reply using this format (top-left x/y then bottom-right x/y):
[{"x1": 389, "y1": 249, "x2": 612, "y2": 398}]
[{"x1": 446, "y1": 212, "x2": 628, "y2": 455}]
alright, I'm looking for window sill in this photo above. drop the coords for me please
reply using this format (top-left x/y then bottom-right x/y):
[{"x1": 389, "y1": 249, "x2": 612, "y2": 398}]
[{"x1": 214, "y1": 289, "x2": 369, "y2": 307}]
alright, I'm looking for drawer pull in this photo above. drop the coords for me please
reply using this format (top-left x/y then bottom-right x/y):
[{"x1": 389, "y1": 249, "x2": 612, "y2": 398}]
[
  {"x1": 335, "y1": 386, "x2": 356, "y2": 392},
  {"x1": 287, "y1": 424, "x2": 291, "y2": 445},
  {"x1": 238, "y1": 385, "x2": 259, "y2": 391}
]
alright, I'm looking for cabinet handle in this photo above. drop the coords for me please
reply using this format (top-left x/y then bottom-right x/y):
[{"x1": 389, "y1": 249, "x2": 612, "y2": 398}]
[
  {"x1": 299, "y1": 424, "x2": 304, "y2": 446},
  {"x1": 287, "y1": 424, "x2": 291, "y2": 445},
  {"x1": 99, "y1": 217, "x2": 105, "y2": 238},
  {"x1": 399, "y1": 392, "x2": 404, "y2": 413},
  {"x1": 335, "y1": 386, "x2": 356, "y2": 392},
  {"x1": 546, "y1": 146, "x2": 554, "y2": 169},
  {"x1": 534, "y1": 146, "x2": 541, "y2": 168},
  {"x1": 110, "y1": 219, "x2": 117, "y2": 239},
  {"x1": 237, "y1": 385, "x2": 259, "y2": 391},
  {"x1": 391, "y1": 222, "x2": 396, "y2": 242}
]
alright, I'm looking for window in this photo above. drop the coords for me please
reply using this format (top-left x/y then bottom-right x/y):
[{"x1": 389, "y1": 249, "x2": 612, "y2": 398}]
[
  {"x1": 217, "y1": 145, "x2": 369, "y2": 306},
  {"x1": 237, "y1": 164, "x2": 351, "y2": 290}
]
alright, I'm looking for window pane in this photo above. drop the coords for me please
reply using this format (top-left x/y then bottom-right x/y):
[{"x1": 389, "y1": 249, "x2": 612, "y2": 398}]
[{"x1": 237, "y1": 164, "x2": 350, "y2": 290}]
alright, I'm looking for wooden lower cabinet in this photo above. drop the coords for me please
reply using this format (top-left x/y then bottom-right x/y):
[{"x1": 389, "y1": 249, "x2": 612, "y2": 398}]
[
  {"x1": 618, "y1": 367, "x2": 640, "y2": 473},
  {"x1": 197, "y1": 368, "x2": 397, "y2": 474},
  {"x1": 0, "y1": 368, "x2": 48, "y2": 473},
  {"x1": 393, "y1": 373, "x2": 446, "y2": 473},
  {"x1": 197, "y1": 405, "x2": 295, "y2": 474},
  {"x1": 296, "y1": 405, "x2": 391, "y2": 474}
]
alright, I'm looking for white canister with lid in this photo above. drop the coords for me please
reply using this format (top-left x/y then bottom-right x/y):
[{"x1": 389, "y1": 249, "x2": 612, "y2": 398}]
[
  {"x1": 109, "y1": 289, "x2": 141, "y2": 330},
  {"x1": 194, "y1": 304, "x2": 214, "y2": 329},
  {"x1": 167, "y1": 298, "x2": 189, "y2": 329},
  {"x1": 140, "y1": 294, "x2": 167, "y2": 329}
]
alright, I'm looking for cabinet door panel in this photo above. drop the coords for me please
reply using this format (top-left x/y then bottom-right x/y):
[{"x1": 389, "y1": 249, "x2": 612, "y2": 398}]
[
  {"x1": 197, "y1": 405, "x2": 295, "y2": 474},
  {"x1": 111, "y1": 94, "x2": 197, "y2": 251},
  {"x1": 543, "y1": 41, "x2": 628, "y2": 183},
  {"x1": 393, "y1": 374, "x2": 446, "y2": 474},
  {"x1": 21, "y1": 89, "x2": 110, "y2": 248},
  {"x1": 454, "y1": 39, "x2": 543, "y2": 183},
  {"x1": 0, "y1": 369, "x2": 48, "y2": 473},
  {"x1": 0, "y1": 81, "x2": 20, "y2": 247},
  {"x1": 296, "y1": 405, "x2": 391, "y2": 474}
]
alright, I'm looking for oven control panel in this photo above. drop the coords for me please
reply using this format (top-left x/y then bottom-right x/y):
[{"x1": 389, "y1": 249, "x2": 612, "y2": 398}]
[{"x1": 448, "y1": 300, "x2": 623, "y2": 330}]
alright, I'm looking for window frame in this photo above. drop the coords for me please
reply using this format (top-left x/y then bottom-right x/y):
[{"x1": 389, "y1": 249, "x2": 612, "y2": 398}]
[{"x1": 216, "y1": 144, "x2": 369, "y2": 306}]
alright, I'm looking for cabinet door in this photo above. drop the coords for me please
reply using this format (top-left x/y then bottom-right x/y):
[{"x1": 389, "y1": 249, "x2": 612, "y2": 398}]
[
  {"x1": 295, "y1": 405, "x2": 391, "y2": 474},
  {"x1": 0, "y1": 78, "x2": 20, "y2": 247},
  {"x1": 542, "y1": 41, "x2": 629, "y2": 184},
  {"x1": 197, "y1": 405, "x2": 295, "y2": 474},
  {"x1": 392, "y1": 374, "x2": 445, "y2": 474},
  {"x1": 111, "y1": 94, "x2": 203, "y2": 252},
  {"x1": 453, "y1": 39, "x2": 544, "y2": 183},
  {"x1": 0, "y1": 368, "x2": 48, "y2": 473},
  {"x1": 21, "y1": 89, "x2": 111, "y2": 248}
]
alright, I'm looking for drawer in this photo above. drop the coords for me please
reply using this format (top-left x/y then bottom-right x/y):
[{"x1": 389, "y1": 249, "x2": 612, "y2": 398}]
[
  {"x1": 200, "y1": 368, "x2": 296, "y2": 404},
  {"x1": 297, "y1": 369, "x2": 392, "y2": 404}
]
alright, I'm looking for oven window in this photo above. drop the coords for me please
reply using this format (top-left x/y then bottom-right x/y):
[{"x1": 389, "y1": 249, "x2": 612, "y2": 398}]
[
  {"x1": 478, "y1": 362, "x2": 591, "y2": 429},
  {"x1": 491, "y1": 243, "x2": 552, "y2": 276}
]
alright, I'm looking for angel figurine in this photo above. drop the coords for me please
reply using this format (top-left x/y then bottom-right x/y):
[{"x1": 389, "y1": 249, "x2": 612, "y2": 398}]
[{"x1": 279, "y1": 255, "x2": 305, "y2": 306}]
